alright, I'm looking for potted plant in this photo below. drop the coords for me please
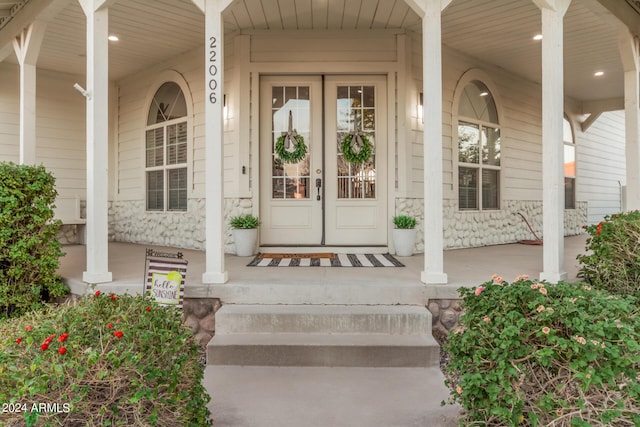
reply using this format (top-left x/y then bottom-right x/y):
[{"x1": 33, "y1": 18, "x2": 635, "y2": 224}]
[
  {"x1": 392, "y1": 215, "x2": 417, "y2": 257},
  {"x1": 229, "y1": 214, "x2": 260, "y2": 256}
]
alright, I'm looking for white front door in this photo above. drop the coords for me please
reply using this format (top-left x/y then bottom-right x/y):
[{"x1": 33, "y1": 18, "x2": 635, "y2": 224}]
[{"x1": 260, "y1": 75, "x2": 387, "y2": 246}]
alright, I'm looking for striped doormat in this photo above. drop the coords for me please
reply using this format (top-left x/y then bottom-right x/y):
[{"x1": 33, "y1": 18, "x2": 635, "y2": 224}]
[{"x1": 247, "y1": 253, "x2": 404, "y2": 267}]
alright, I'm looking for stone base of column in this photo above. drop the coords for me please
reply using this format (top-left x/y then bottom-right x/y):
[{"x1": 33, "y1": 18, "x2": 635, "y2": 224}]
[
  {"x1": 203, "y1": 271, "x2": 228, "y2": 284},
  {"x1": 421, "y1": 271, "x2": 448, "y2": 285},
  {"x1": 82, "y1": 271, "x2": 113, "y2": 284}
]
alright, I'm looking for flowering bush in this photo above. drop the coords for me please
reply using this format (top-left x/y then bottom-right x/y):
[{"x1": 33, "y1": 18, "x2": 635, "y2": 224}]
[
  {"x1": 0, "y1": 293, "x2": 211, "y2": 426},
  {"x1": 578, "y1": 211, "x2": 640, "y2": 298},
  {"x1": 444, "y1": 277, "x2": 640, "y2": 426}
]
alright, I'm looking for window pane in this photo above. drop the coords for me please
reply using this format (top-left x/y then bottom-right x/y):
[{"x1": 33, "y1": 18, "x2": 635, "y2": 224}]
[
  {"x1": 168, "y1": 168, "x2": 187, "y2": 211},
  {"x1": 146, "y1": 128, "x2": 164, "y2": 167},
  {"x1": 482, "y1": 127, "x2": 501, "y2": 166},
  {"x1": 146, "y1": 170, "x2": 164, "y2": 211},
  {"x1": 564, "y1": 144, "x2": 575, "y2": 177},
  {"x1": 482, "y1": 169, "x2": 500, "y2": 210},
  {"x1": 459, "y1": 167, "x2": 478, "y2": 210},
  {"x1": 459, "y1": 81, "x2": 498, "y2": 123},
  {"x1": 147, "y1": 82, "x2": 187, "y2": 125},
  {"x1": 563, "y1": 117, "x2": 573, "y2": 144},
  {"x1": 167, "y1": 122, "x2": 188, "y2": 165},
  {"x1": 458, "y1": 122, "x2": 480, "y2": 164},
  {"x1": 565, "y1": 177, "x2": 576, "y2": 209}
]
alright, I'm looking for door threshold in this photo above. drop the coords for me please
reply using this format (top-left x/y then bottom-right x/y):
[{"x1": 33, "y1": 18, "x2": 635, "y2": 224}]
[{"x1": 259, "y1": 245, "x2": 389, "y2": 254}]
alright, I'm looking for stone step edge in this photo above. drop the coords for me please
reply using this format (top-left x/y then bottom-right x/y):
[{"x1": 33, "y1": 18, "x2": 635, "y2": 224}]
[{"x1": 208, "y1": 332, "x2": 439, "y2": 347}]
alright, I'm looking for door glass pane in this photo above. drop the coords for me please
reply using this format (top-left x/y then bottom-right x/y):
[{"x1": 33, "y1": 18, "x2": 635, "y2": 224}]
[
  {"x1": 336, "y1": 85, "x2": 376, "y2": 199},
  {"x1": 271, "y1": 86, "x2": 311, "y2": 199},
  {"x1": 458, "y1": 167, "x2": 478, "y2": 210},
  {"x1": 458, "y1": 122, "x2": 479, "y2": 164}
]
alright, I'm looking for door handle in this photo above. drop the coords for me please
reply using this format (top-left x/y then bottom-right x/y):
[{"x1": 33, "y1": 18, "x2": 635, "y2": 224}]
[{"x1": 315, "y1": 178, "x2": 322, "y2": 201}]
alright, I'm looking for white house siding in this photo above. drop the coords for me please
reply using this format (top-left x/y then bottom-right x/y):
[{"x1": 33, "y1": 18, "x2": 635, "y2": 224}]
[
  {"x1": 0, "y1": 63, "x2": 19, "y2": 162},
  {"x1": 111, "y1": 34, "x2": 252, "y2": 251},
  {"x1": 0, "y1": 63, "x2": 86, "y2": 197},
  {"x1": 403, "y1": 35, "x2": 589, "y2": 249},
  {"x1": 575, "y1": 110, "x2": 626, "y2": 224}
]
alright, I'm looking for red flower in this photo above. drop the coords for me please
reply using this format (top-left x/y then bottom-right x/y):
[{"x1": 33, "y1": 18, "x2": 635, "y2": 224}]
[
  {"x1": 95, "y1": 290, "x2": 101, "y2": 297},
  {"x1": 58, "y1": 347, "x2": 67, "y2": 355},
  {"x1": 59, "y1": 333, "x2": 69, "y2": 342},
  {"x1": 145, "y1": 306, "x2": 151, "y2": 312},
  {"x1": 16, "y1": 338, "x2": 22, "y2": 345},
  {"x1": 41, "y1": 343, "x2": 49, "y2": 351},
  {"x1": 113, "y1": 331, "x2": 124, "y2": 339},
  {"x1": 596, "y1": 224, "x2": 603, "y2": 235},
  {"x1": 106, "y1": 323, "x2": 113, "y2": 329},
  {"x1": 110, "y1": 294, "x2": 117, "y2": 301},
  {"x1": 25, "y1": 325, "x2": 33, "y2": 332}
]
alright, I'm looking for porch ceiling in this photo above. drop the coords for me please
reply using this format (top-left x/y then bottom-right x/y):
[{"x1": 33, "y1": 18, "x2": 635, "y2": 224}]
[{"x1": 0, "y1": 0, "x2": 636, "y2": 103}]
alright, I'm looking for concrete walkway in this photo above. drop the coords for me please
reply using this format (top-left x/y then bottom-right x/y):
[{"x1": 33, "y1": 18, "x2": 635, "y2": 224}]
[{"x1": 204, "y1": 366, "x2": 460, "y2": 427}]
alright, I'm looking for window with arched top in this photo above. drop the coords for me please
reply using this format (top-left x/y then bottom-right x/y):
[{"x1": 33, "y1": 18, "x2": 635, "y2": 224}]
[
  {"x1": 145, "y1": 82, "x2": 188, "y2": 211},
  {"x1": 457, "y1": 80, "x2": 500, "y2": 210},
  {"x1": 564, "y1": 116, "x2": 576, "y2": 209}
]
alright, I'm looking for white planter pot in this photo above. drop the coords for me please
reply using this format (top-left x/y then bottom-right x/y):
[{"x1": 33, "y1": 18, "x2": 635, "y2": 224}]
[
  {"x1": 232, "y1": 228, "x2": 258, "y2": 256},
  {"x1": 392, "y1": 228, "x2": 416, "y2": 257}
]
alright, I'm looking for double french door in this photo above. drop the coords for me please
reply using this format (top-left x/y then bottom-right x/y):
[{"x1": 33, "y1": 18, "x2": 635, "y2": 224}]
[{"x1": 259, "y1": 75, "x2": 387, "y2": 246}]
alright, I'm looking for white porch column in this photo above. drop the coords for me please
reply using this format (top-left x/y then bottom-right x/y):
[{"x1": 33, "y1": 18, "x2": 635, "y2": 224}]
[
  {"x1": 619, "y1": 30, "x2": 640, "y2": 211},
  {"x1": 200, "y1": 0, "x2": 228, "y2": 284},
  {"x1": 12, "y1": 23, "x2": 46, "y2": 165},
  {"x1": 406, "y1": 0, "x2": 451, "y2": 284},
  {"x1": 79, "y1": 0, "x2": 113, "y2": 284},
  {"x1": 533, "y1": 0, "x2": 570, "y2": 283}
]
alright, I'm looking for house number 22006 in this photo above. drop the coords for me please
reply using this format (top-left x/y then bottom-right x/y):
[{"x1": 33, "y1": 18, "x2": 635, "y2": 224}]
[{"x1": 208, "y1": 36, "x2": 218, "y2": 104}]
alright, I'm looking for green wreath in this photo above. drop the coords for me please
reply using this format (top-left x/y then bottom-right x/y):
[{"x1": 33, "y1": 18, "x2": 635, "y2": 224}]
[
  {"x1": 341, "y1": 133, "x2": 373, "y2": 164},
  {"x1": 275, "y1": 134, "x2": 307, "y2": 164}
]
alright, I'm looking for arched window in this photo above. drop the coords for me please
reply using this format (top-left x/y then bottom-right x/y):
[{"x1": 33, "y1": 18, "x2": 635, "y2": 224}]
[
  {"x1": 145, "y1": 82, "x2": 188, "y2": 211},
  {"x1": 564, "y1": 116, "x2": 576, "y2": 209},
  {"x1": 457, "y1": 80, "x2": 500, "y2": 210}
]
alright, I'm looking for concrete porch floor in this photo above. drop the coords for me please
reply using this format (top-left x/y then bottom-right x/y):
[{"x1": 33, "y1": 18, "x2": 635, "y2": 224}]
[{"x1": 57, "y1": 234, "x2": 588, "y2": 298}]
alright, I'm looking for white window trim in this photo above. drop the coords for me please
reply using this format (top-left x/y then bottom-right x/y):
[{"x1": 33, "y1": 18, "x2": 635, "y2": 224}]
[
  {"x1": 141, "y1": 70, "x2": 194, "y2": 213},
  {"x1": 452, "y1": 69, "x2": 504, "y2": 212}
]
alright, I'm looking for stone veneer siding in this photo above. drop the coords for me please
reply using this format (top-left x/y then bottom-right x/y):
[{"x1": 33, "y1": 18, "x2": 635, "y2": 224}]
[
  {"x1": 428, "y1": 299, "x2": 463, "y2": 341},
  {"x1": 396, "y1": 198, "x2": 587, "y2": 251},
  {"x1": 183, "y1": 298, "x2": 222, "y2": 347},
  {"x1": 110, "y1": 198, "x2": 253, "y2": 252}
]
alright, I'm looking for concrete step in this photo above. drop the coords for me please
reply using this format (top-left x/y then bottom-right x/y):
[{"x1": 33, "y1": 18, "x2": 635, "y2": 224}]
[
  {"x1": 207, "y1": 304, "x2": 439, "y2": 368},
  {"x1": 208, "y1": 282, "x2": 428, "y2": 305},
  {"x1": 214, "y1": 304, "x2": 432, "y2": 335},
  {"x1": 207, "y1": 332, "x2": 440, "y2": 367}
]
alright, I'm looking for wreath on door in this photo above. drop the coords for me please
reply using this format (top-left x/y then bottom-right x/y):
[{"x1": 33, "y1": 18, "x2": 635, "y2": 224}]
[
  {"x1": 275, "y1": 111, "x2": 307, "y2": 164},
  {"x1": 340, "y1": 115, "x2": 373, "y2": 164}
]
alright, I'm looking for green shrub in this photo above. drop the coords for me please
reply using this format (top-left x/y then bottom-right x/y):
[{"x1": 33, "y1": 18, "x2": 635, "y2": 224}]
[
  {"x1": 578, "y1": 211, "x2": 640, "y2": 298},
  {"x1": 444, "y1": 276, "x2": 640, "y2": 426},
  {"x1": 0, "y1": 162, "x2": 67, "y2": 318},
  {"x1": 0, "y1": 293, "x2": 212, "y2": 426},
  {"x1": 392, "y1": 215, "x2": 417, "y2": 229},
  {"x1": 229, "y1": 214, "x2": 260, "y2": 229}
]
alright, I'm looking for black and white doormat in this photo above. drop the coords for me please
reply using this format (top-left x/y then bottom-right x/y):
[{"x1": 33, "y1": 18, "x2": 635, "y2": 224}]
[{"x1": 247, "y1": 253, "x2": 404, "y2": 267}]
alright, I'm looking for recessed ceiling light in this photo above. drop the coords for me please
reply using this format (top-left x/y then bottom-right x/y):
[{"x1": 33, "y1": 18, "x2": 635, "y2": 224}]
[
  {"x1": 479, "y1": 92, "x2": 489, "y2": 97},
  {"x1": 108, "y1": 35, "x2": 119, "y2": 42},
  {"x1": 533, "y1": 34, "x2": 543, "y2": 41},
  {"x1": 594, "y1": 71, "x2": 604, "y2": 77}
]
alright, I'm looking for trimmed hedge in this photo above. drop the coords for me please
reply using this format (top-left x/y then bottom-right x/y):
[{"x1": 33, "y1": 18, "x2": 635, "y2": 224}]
[{"x1": 0, "y1": 162, "x2": 67, "y2": 318}]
